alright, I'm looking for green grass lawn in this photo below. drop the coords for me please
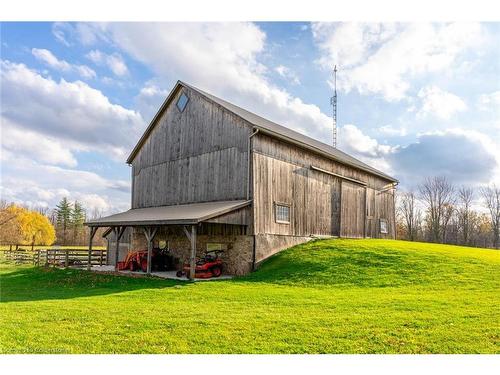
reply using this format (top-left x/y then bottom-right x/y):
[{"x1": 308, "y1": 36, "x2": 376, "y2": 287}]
[{"x1": 0, "y1": 239, "x2": 498, "y2": 354}]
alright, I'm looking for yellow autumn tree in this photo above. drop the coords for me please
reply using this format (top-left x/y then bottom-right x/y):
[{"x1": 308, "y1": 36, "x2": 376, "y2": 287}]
[
  {"x1": 18, "y1": 210, "x2": 56, "y2": 246},
  {"x1": 0, "y1": 204, "x2": 25, "y2": 245}
]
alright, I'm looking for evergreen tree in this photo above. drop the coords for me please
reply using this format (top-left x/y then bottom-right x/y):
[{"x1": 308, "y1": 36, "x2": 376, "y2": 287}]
[
  {"x1": 55, "y1": 197, "x2": 72, "y2": 245},
  {"x1": 71, "y1": 201, "x2": 86, "y2": 244}
]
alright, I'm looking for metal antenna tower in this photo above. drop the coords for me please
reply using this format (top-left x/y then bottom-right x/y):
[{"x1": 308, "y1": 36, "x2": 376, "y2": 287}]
[{"x1": 330, "y1": 65, "x2": 338, "y2": 148}]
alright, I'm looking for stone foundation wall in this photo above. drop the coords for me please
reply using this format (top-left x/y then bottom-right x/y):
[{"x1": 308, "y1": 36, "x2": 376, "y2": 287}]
[
  {"x1": 254, "y1": 234, "x2": 312, "y2": 267},
  {"x1": 130, "y1": 227, "x2": 254, "y2": 275}
]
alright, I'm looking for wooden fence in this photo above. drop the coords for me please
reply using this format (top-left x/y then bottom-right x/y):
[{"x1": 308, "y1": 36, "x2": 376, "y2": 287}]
[{"x1": 1, "y1": 248, "x2": 107, "y2": 268}]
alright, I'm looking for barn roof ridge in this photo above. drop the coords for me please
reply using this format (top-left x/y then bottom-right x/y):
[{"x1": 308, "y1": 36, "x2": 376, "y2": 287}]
[{"x1": 127, "y1": 80, "x2": 397, "y2": 183}]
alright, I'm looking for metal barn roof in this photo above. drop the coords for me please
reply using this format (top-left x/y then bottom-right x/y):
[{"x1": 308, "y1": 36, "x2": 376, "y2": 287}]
[
  {"x1": 127, "y1": 81, "x2": 397, "y2": 183},
  {"x1": 85, "y1": 200, "x2": 251, "y2": 227}
]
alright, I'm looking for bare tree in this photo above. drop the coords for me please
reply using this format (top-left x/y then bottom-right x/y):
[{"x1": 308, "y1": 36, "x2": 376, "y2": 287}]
[
  {"x1": 89, "y1": 207, "x2": 104, "y2": 220},
  {"x1": 480, "y1": 184, "x2": 500, "y2": 249},
  {"x1": 442, "y1": 203, "x2": 455, "y2": 243},
  {"x1": 457, "y1": 186, "x2": 474, "y2": 245},
  {"x1": 419, "y1": 176, "x2": 456, "y2": 243},
  {"x1": 398, "y1": 191, "x2": 420, "y2": 241}
]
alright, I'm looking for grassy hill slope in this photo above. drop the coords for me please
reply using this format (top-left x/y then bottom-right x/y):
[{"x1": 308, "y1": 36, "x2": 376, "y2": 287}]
[{"x1": 0, "y1": 239, "x2": 498, "y2": 353}]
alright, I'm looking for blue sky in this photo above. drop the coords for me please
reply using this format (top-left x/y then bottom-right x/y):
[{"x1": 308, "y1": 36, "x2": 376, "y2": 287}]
[{"x1": 1, "y1": 22, "x2": 499, "y2": 215}]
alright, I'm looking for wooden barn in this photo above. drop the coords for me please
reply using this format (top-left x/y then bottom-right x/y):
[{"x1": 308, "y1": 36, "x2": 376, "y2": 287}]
[{"x1": 86, "y1": 81, "x2": 398, "y2": 277}]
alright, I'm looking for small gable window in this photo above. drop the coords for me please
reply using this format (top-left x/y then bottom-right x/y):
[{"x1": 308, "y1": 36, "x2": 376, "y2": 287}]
[{"x1": 176, "y1": 92, "x2": 189, "y2": 112}]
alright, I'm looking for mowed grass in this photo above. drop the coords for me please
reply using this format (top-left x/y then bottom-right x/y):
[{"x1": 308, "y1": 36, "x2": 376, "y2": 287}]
[{"x1": 0, "y1": 239, "x2": 498, "y2": 354}]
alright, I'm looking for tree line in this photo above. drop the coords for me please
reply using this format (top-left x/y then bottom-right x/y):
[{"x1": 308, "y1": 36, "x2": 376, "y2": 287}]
[
  {"x1": 0, "y1": 198, "x2": 106, "y2": 247},
  {"x1": 397, "y1": 177, "x2": 500, "y2": 249}
]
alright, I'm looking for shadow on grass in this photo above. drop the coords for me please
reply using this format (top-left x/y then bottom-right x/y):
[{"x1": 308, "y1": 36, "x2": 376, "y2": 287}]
[{"x1": 0, "y1": 265, "x2": 183, "y2": 303}]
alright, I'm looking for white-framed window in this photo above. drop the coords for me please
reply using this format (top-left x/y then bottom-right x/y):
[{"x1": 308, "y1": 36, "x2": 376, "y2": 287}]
[
  {"x1": 176, "y1": 92, "x2": 189, "y2": 112},
  {"x1": 380, "y1": 218, "x2": 388, "y2": 234},
  {"x1": 275, "y1": 203, "x2": 291, "y2": 224}
]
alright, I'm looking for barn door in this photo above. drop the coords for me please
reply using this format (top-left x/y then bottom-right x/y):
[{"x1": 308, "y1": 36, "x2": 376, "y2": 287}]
[{"x1": 340, "y1": 181, "x2": 366, "y2": 238}]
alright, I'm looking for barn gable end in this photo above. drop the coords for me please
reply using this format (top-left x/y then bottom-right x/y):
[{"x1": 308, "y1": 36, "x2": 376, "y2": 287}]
[{"x1": 131, "y1": 84, "x2": 252, "y2": 208}]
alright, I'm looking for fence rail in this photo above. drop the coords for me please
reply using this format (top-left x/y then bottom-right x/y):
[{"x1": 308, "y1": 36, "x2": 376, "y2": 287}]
[{"x1": 1, "y1": 248, "x2": 107, "y2": 268}]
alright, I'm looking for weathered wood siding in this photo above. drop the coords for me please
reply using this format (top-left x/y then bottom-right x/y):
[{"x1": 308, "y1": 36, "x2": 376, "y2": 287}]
[
  {"x1": 252, "y1": 153, "x2": 342, "y2": 236},
  {"x1": 252, "y1": 133, "x2": 395, "y2": 239},
  {"x1": 340, "y1": 181, "x2": 365, "y2": 238},
  {"x1": 131, "y1": 86, "x2": 251, "y2": 208}
]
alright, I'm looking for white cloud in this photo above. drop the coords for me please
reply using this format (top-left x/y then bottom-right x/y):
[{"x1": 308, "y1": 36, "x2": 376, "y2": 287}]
[
  {"x1": 32, "y1": 48, "x2": 71, "y2": 70},
  {"x1": 336, "y1": 124, "x2": 397, "y2": 175},
  {"x1": 478, "y1": 90, "x2": 500, "y2": 112},
  {"x1": 274, "y1": 65, "x2": 300, "y2": 85},
  {"x1": 75, "y1": 65, "x2": 96, "y2": 79},
  {"x1": 0, "y1": 153, "x2": 130, "y2": 215},
  {"x1": 417, "y1": 85, "x2": 467, "y2": 120},
  {"x1": 390, "y1": 128, "x2": 500, "y2": 186},
  {"x1": 86, "y1": 49, "x2": 103, "y2": 63},
  {"x1": 32, "y1": 48, "x2": 96, "y2": 79},
  {"x1": 134, "y1": 81, "x2": 169, "y2": 121},
  {"x1": 1, "y1": 119, "x2": 78, "y2": 167},
  {"x1": 51, "y1": 22, "x2": 72, "y2": 46},
  {"x1": 378, "y1": 124, "x2": 407, "y2": 137},
  {"x1": 52, "y1": 22, "x2": 108, "y2": 46},
  {"x1": 1, "y1": 60, "x2": 144, "y2": 160},
  {"x1": 312, "y1": 22, "x2": 484, "y2": 101},
  {"x1": 339, "y1": 124, "x2": 395, "y2": 158},
  {"x1": 106, "y1": 53, "x2": 128, "y2": 76},
  {"x1": 82, "y1": 22, "x2": 332, "y2": 141},
  {"x1": 86, "y1": 49, "x2": 128, "y2": 76}
]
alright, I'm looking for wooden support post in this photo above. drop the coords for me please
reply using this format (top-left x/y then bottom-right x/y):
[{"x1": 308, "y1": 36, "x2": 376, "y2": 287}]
[
  {"x1": 112, "y1": 227, "x2": 118, "y2": 268},
  {"x1": 36, "y1": 250, "x2": 40, "y2": 266},
  {"x1": 65, "y1": 250, "x2": 69, "y2": 268},
  {"x1": 99, "y1": 251, "x2": 104, "y2": 266},
  {"x1": 114, "y1": 226, "x2": 127, "y2": 271},
  {"x1": 142, "y1": 226, "x2": 158, "y2": 275},
  {"x1": 87, "y1": 227, "x2": 97, "y2": 271},
  {"x1": 146, "y1": 230, "x2": 153, "y2": 275},
  {"x1": 189, "y1": 225, "x2": 197, "y2": 280}
]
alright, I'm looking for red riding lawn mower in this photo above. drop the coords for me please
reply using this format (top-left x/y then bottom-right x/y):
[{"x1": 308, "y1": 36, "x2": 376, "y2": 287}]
[{"x1": 176, "y1": 250, "x2": 224, "y2": 279}]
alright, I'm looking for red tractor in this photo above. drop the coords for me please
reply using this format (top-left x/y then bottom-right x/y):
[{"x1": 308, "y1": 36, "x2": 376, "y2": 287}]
[
  {"x1": 117, "y1": 247, "x2": 174, "y2": 272},
  {"x1": 176, "y1": 250, "x2": 224, "y2": 279}
]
